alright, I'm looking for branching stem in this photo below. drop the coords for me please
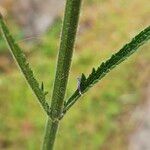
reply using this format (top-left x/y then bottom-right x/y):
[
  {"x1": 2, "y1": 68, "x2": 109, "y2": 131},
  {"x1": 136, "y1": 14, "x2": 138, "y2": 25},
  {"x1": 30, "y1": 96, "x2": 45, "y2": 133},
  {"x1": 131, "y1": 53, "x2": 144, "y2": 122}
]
[{"x1": 42, "y1": 0, "x2": 82, "y2": 149}]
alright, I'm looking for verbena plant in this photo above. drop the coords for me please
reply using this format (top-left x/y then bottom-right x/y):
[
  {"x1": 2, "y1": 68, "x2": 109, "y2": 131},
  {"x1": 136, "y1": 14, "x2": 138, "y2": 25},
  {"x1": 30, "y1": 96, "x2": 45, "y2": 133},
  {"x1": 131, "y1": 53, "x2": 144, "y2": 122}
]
[{"x1": 0, "y1": 0, "x2": 150, "y2": 149}]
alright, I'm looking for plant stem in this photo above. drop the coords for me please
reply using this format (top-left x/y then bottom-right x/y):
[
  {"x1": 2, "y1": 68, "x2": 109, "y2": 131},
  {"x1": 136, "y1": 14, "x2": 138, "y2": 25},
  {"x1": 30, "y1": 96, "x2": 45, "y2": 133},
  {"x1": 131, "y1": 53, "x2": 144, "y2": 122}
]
[{"x1": 42, "y1": 0, "x2": 82, "y2": 149}]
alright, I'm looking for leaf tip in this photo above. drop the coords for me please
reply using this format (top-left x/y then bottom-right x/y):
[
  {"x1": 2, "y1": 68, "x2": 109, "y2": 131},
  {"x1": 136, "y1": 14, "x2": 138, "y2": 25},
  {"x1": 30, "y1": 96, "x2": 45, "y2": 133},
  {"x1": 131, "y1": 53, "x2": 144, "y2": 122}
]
[{"x1": 81, "y1": 73, "x2": 86, "y2": 81}]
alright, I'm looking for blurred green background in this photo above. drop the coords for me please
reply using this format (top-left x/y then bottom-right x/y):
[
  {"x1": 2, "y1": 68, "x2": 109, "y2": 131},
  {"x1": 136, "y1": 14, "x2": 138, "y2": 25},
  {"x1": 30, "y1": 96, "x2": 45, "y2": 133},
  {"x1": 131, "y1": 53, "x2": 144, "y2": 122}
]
[{"x1": 0, "y1": 0, "x2": 150, "y2": 149}]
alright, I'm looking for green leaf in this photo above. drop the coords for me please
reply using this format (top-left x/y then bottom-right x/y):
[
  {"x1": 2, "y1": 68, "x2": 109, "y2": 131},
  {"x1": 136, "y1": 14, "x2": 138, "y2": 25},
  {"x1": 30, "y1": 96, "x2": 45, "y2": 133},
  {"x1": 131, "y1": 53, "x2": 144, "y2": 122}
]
[
  {"x1": 0, "y1": 14, "x2": 50, "y2": 115},
  {"x1": 64, "y1": 25, "x2": 150, "y2": 113},
  {"x1": 41, "y1": 82, "x2": 44, "y2": 91}
]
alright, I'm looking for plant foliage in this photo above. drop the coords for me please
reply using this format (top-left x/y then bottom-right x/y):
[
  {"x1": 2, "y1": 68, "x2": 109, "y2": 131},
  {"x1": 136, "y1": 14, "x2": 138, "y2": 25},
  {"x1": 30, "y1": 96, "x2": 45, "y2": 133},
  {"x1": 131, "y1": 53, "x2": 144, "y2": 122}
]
[
  {"x1": 63, "y1": 26, "x2": 150, "y2": 113},
  {"x1": 0, "y1": 14, "x2": 50, "y2": 115}
]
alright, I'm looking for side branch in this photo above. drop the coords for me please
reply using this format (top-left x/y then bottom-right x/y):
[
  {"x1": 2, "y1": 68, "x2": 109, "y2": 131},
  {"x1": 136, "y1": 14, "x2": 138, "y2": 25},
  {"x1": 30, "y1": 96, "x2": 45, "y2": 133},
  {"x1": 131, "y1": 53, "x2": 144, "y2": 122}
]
[
  {"x1": 0, "y1": 14, "x2": 50, "y2": 115},
  {"x1": 63, "y1": 25, "x2": 150, "y2": 114}
]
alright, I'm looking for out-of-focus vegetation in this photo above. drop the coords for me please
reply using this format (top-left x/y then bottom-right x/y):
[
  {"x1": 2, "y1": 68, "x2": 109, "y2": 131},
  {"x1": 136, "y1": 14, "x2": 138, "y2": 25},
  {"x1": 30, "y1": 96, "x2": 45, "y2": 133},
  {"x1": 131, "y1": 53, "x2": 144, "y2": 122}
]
[{"x1": 0, "y1": 0, "x2": 150, "y2": 149}]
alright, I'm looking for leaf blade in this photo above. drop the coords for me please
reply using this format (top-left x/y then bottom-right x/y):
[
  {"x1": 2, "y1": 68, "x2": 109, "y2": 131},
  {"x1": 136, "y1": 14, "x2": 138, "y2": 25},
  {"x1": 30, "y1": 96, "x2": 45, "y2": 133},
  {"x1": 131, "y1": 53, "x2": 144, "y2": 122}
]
[
  {"x1": 64, "y1": 25, "x2": 150, "y2": 113},
  {"x1": 0, "y1": 15, "x2": 50, "y2": 115}
]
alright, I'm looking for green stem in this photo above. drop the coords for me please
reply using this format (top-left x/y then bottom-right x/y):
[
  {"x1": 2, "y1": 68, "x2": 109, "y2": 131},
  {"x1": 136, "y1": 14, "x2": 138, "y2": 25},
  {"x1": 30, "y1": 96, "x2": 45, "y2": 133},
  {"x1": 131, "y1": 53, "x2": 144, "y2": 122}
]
[
  {"x1": 42, "y1": 119, "x2": 59, "y2": 150},
  {"x1": 42, "y1": 0, "x2": 82, "y2": 149}
]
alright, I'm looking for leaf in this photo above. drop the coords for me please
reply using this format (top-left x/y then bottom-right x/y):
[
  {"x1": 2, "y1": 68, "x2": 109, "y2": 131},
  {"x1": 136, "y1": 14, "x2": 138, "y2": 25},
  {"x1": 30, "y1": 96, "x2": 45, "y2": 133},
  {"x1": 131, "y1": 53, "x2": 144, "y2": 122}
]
[
  {"x1": 64, "y1": 25, "x2": 150, "y2": 113},
  {"x1": 0, "y1": 14, "x2": 50, "y2": 115},
  {"x1": 41, "y1": 82, "x2": 44, "y2": 91}
]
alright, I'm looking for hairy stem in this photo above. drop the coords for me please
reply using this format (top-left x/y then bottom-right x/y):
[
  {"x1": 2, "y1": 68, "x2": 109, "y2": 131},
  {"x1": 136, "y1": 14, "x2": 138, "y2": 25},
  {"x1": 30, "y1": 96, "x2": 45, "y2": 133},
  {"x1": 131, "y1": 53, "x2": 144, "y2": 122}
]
[{"x1": 42, "y1": 0, "x2": 82, "y2": 149}]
